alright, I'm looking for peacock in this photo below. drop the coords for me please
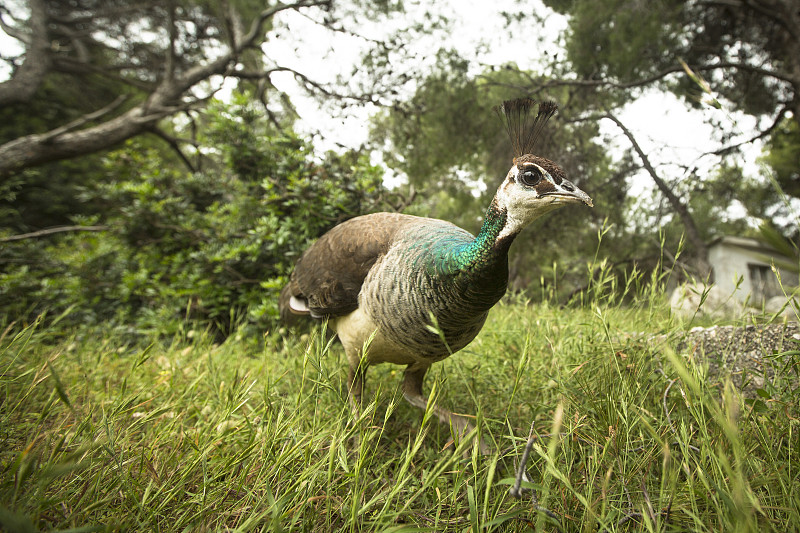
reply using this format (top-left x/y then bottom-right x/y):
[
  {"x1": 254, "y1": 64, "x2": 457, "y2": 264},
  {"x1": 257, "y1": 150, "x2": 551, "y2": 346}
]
[{"x1": 280, "y1": 98, "x2": 592, "y2": 446}]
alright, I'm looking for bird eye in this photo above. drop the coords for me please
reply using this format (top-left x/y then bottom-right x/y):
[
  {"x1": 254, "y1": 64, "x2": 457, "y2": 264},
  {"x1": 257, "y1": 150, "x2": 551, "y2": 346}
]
[{"x1": 519, "y1": 167, "x2": 543, "y2": 187}]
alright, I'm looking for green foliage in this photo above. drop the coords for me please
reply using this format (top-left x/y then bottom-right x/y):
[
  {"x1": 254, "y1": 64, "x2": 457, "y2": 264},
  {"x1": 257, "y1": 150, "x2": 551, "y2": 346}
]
[
  {"x1": 0, "y1": 69, "x2": 135, "y2": 232},
  {"x1": 1, "y1": 98, "x2": 387, "y2": 336},
  {"x1": 762, "y1": 119, "x2": 800, "y2": 200},
  {"x1": 536, "y1": 0, "x2": 800, "y2": 266},
  {"x1": 550, "y1": 0, "x2": 684, "y2": 84},
  {"x1": 373, "y1": 52, "x2": 493, "y2": 191},
  {"x1": 543, "y1": 0, "x2": 794, "y2": 117}
]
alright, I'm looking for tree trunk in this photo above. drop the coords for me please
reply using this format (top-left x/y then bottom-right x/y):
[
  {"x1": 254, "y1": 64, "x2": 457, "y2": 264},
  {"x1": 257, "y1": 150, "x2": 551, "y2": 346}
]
[
  {"x1": 0, "y1": 51, "x2": 230, "y2": 177},
  {"x1": 0, "y1": 0, "x2": 51, "y2": 107}
]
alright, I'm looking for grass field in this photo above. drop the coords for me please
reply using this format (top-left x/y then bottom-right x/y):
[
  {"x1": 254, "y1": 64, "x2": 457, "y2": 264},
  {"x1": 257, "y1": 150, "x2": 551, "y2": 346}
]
[{"x1": 1, "y1": 288, "x2": 799, "y2": 532}]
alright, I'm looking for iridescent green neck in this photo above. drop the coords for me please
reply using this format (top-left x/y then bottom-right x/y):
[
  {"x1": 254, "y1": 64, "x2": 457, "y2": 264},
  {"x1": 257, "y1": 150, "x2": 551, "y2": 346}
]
[{"x1": 453, "y1": 200, "x2": 515, "y2": 271}]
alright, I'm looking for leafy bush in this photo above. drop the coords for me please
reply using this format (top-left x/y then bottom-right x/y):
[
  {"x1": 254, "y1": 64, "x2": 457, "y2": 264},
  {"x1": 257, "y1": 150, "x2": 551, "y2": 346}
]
[{"x1": 0, "y1": 98, "x2": 387, "y2": 337}]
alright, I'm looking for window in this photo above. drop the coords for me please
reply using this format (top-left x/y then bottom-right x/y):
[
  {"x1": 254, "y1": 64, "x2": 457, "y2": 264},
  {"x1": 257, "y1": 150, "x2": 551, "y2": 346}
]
[{"x1": 748, "y1": 263, "x2": 782, "y2": 303}]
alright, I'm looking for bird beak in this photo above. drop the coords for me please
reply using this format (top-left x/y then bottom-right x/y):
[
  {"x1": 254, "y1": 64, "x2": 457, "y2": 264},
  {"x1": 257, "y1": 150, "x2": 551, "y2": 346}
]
[{"x1": 544, "y1": 179, "x2": 593, "y2": 207}]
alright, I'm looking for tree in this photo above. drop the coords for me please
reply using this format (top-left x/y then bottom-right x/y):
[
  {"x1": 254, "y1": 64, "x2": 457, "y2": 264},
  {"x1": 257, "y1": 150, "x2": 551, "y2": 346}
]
[
  {"x1": 0, "y1": 0, "x2": 333, "y2": 175},
  {"x1": 374, "y1": 0, "x2": 800, "y2": 286},
  {"x1": 0, "y1": 0, "x2": 435, "y2": 238},
  {"x1": 601, "y1": 111, "x2": 712, "y2": 277},
  {"x1": 0, "y1": 0, "x2": 427, "y2": 178},
  {"x1": 543, "y1": 0, "x2": 799, "y2": 128},
  {"x1": 475, "y1": 0, "x2": 800, "y2": 276},
  {"x1": 0, "y1": 0, "x2": 458, "y2": 333},
  {"x1": 762, "y1": 118, "x2": 800, "y2": 200}
]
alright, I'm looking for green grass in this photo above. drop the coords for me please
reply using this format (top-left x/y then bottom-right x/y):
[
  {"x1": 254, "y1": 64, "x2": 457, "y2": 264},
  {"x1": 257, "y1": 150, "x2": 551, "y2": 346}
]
[{"x1": 1, "y1": 294, "x2": 799, "y2": 532}]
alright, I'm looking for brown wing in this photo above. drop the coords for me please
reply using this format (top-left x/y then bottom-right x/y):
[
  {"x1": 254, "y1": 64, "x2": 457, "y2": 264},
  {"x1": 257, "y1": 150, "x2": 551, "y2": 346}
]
[{"x1": 281, "y1": 212, "x2": 414, "y2": 319}]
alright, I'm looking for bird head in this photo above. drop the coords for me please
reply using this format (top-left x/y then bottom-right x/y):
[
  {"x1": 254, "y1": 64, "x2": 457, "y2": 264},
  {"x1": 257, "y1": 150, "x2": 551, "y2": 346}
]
[{"x1": 494, "y1": 98, "x2": 592, "y2": 237}]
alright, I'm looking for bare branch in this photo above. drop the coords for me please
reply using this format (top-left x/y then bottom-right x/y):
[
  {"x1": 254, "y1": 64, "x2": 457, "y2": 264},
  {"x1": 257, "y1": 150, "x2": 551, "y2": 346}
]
[
  {"x1": 52, "y1": 22, "x2": 91, "y2": 63},
  {"x1": 49, "y1": 2, "x2": 161, "y2": 25},
  {"x1": 165, "y1": 0, "x2": 177, "y2": 81},
  {"x1": 702, "y1": 60, "x2": 798, "y2": 85},
  {"x1": 136, "y1": 89, "x2": 220, "y2": 124},
  {"x1": 0, "y1": 5, "x2": 29, "y2": 43},
  {"x1": 38, "y1": 95, "x2": 128, "y2": 143},
  {"x1": 708, "y1": 105, "x2": 789, "y2": 156},
  {"x1": 509, "y1": 425, "x2": 563, "y2": 524},
  {"x1": 485, "y1": 60, "x2": 798, "y2": 93},
  {"x1": 240, "y1": 1, "x2": 331, "y2": 48},
  {"x1": 1, "y1": 225, "x2": 109, "y2": 242},
  {"x1": 224, "y1": 0, "x2": 246, "y2": 49},
  {"x1": 51, "y1": 57, "x2": 157, "y2": 91},
  {"x1": 388, "y1": 185, "x2": 417, "y2": 213},
  {"x1": 294, "y1": 8, "x2": 384, "y2": 46},
  {"x1": 236, "y1": 66, "x2": 377, "y2": 104}
]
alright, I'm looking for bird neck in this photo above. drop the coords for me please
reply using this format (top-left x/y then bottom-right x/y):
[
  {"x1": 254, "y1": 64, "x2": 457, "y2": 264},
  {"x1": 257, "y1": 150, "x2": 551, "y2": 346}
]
[
  {"x1": 419, "y1": 199, "x2": 516, "y2": 314},
  {"x1": 460, "y1": 199, "x2": 518, "y2": 267},
  {"x1": 439, "y1": 198, "x2": 517, "y2": 292}
]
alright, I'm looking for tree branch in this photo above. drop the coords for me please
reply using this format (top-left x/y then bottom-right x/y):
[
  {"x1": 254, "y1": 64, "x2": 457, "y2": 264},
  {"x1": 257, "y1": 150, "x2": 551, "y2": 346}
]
[
  {"x1": 240, "y1": 1, "x2": 330, "y2": 47},
  {"x1": 708, "y1": 104, "x2": 789, "y2": 156},
  {"x1": 49, "y1": 2, "x2": 161, "y2": 25},
  {"x1": 236, "y1": 66, "x2": 377, "y2": 104},
  {"x1": 0, "y1": 1, "x2": 330, "y2": 176},
  {"x1": 496, "y1": 60, "x2": 798, "y2": 93},
  {"x1": 0, "y1": 5, "x2": 29, "y2": 43},
  {"x1": 1, "y1": 225, "x2": 109, "y2": 243},
  {"x1": 147, "y1": 126, "x2": 197, "y2": 173},
  {"x1": 52, "y1": 22, "x2": 91, "y2": 63},
  {"x1": 224, "y1": 0, "x2": 246, "y2": 50},
  {"x1": 38, "y1": 95, "x2": 128, "y2": 143},
  {"x1": 51, "y1": 57, "x2": 157, "y2": 91},
  {"x1": 164, "y1": 0, "x2": 177, "y2": 81}
]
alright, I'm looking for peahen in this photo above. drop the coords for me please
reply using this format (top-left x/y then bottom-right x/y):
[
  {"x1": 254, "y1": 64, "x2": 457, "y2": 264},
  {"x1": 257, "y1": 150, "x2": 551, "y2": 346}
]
[{"x1": 280, "y1": 98, "x2": 592, "y2": 446}]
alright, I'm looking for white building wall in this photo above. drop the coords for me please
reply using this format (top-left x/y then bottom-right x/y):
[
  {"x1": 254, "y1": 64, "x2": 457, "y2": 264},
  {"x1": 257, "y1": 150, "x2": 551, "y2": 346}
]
[
  {"x1": 709, "y1": 239, "x2": 797, "y2": 305},
  {"x1": 709, "y1": 244, "x2": 755, "y2": 302}
]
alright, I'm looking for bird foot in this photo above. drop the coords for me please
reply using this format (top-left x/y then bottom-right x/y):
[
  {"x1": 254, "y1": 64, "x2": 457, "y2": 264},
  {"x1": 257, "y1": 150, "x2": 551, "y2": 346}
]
[{"x1": 447, "y1": 417, "x2": 492, "y2": 456}]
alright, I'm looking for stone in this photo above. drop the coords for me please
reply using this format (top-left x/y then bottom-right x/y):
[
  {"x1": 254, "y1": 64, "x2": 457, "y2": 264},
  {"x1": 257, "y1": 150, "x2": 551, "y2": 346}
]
[
  {"x1": 765, "y1": 295, "x2": 798, "y2": 318},
  {"x1": 669, "y1": 282, "x2": 746, "y2": 319}
]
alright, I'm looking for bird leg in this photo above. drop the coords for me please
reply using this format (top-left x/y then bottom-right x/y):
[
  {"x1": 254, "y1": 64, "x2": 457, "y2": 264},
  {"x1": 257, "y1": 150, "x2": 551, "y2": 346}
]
[
  {"x1": 402, "y1": 365, "x2": 489, "y2": 453},
  {"x1": 347, "y1": 365, "x2": 366, "y2": 417}
]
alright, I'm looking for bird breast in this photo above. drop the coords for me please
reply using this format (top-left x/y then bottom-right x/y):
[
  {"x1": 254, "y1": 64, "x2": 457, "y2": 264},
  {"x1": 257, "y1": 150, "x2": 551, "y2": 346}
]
[{"x1": 356, "y1": 220, "x2": 507, "y2": 361}]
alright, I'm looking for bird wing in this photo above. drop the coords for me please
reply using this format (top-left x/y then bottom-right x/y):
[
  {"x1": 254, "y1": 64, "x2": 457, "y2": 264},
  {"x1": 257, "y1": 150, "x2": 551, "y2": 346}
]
[{"x1": 283, "y1": 212, "x2": 415, "y2": 318}]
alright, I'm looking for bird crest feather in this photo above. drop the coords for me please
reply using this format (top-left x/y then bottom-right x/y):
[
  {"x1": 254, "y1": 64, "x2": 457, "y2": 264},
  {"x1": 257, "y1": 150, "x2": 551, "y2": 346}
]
[{"x1": 495, "y1": 98, "x2": 558, "y2": 162}]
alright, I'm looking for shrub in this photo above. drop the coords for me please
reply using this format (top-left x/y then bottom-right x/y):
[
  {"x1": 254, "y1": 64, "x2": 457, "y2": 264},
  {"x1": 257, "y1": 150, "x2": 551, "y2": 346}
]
[{"x1": 0, "y1": 98, "x2": 387, "y2": 337}]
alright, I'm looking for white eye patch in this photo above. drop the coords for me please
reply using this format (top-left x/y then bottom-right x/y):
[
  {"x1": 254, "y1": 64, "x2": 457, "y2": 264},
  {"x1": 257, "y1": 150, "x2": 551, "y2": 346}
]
[{"x1": 516, "y1": 163, "x2": 556, "y2": 189}]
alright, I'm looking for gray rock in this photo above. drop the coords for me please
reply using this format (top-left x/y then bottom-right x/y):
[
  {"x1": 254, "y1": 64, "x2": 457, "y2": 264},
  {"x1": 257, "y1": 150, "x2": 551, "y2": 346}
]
[
  {"x1": 669, "y1": 283, "x2": 746, "y2": 319},
  {"x1": 765, "y1": 296, "x2": 798, "y2": 318},
  {"x1": 671, "y1": 322, "x2": 800, "y2": 397}
]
